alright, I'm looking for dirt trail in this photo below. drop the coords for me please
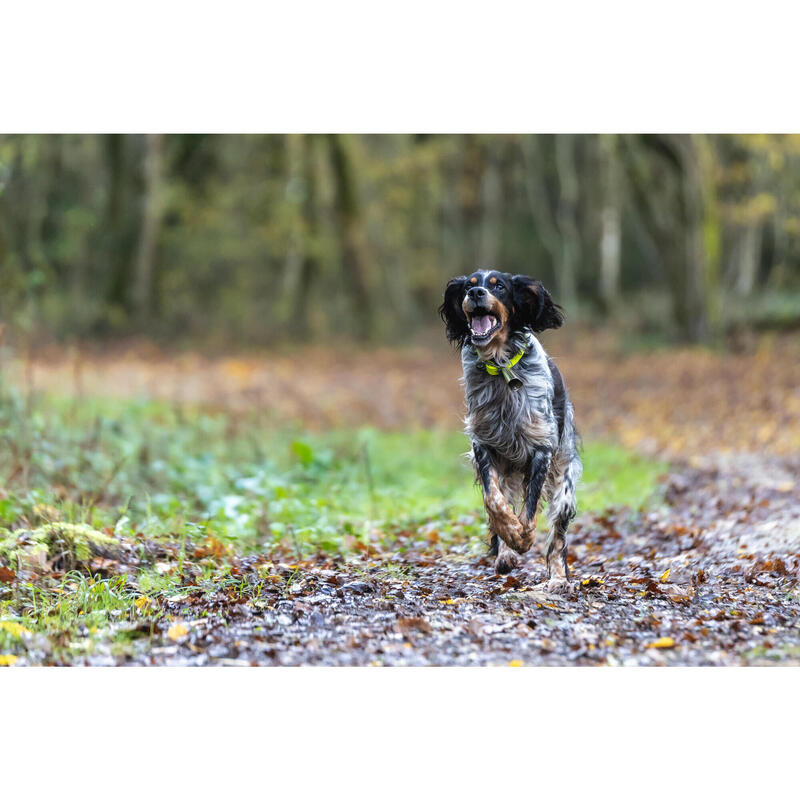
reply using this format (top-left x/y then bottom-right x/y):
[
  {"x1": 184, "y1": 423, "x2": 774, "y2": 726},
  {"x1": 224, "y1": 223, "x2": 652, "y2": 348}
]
[{"x1": 109, "y1": 454, "x2": 799, "y2": 667}]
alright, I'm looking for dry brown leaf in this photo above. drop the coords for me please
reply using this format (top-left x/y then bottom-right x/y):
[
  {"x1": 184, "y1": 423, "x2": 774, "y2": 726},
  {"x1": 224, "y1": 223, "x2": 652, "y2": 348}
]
[
  {"x1": 395, "y1": 617, "x2": 432, "y2": 634},
  {"x1": 20, "y1": 548, "x2": 50, "y2": 573},
  {"x1": 193, "y1": 535, "x2": 228, "y2": 560},
  {"x1": 91, "y1": 557, "x2": 120, "y2": 572}
]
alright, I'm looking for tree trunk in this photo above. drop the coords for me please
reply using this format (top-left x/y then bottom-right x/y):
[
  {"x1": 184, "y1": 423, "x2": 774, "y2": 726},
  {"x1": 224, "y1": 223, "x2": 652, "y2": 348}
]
[
  {"x1": 132, "y1": 133, "x2": 164, "y2": 325},
  {"x1": 554, "y1": 134, "x2": 580, "y2": 310},
  {"x1": 676, "y1": 134, "x2": 720, "y2": 342},
  {"x1": 731, "y1": 146, "x2": 766, "y2": 297},
  {"x1": 327, "y1": 134, "x2": 375, "y2": 339},
  {"x1": 40, "y1": 135, "x2": 66, "y2": 282},
  {"x1": 521, "y1": 136, "x2": 561, "y2": 278},
  {"x1": 105, "y1": 134, "x2": 130, "y2": 313},
  {"x1": 279, "y1": 134, "x2": 305, "y2": 324},
  {"x1": 293, "y1": 135, "x2": 321, "y2": 337},
  {"x1": 521, "y1": 135, "x2": 579, "y2": 309},
  {"x1": 478, "y1": 137, "x2": 503, "y2": 266},
  {"x1": 623, "y1": 134, "x2": 719, "y2": 342},
  {"x1": 733, "y1": 223, "x2": 762, "y2": 296},
  {"x1": 598, "y1": 134, "x2": 621, "y2": 309}
]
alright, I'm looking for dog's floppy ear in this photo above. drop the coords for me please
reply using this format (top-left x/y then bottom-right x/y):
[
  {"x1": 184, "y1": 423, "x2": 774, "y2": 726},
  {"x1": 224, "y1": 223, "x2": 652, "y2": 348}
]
[
  {"x1": 438, "y1": 276, "x2": 470, "y2": 346},
  {"x1": 511, "y1": 275, "x2": 564, "y2": 332}
]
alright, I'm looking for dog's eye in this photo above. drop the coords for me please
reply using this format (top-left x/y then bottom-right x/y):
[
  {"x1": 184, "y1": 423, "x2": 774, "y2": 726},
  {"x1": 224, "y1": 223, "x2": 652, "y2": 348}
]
[{"x1": 495, "y1": 284, "x2": 505, "y2": 294}]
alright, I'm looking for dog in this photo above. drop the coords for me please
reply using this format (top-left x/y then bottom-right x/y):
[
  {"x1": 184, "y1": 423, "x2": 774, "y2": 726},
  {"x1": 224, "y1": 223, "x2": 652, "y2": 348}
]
[{"x1": 439, "y1": 269, "x2": 582, "y2": 586}]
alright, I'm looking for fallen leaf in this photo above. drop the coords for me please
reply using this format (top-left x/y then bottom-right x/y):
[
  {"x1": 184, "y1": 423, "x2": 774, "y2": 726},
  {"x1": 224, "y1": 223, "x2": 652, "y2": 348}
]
[
  {"x1": 0, "y1": 654, "x2": 19, "y2": 666},
  {"x1": 167, "y1": 622, "x2": 189, "y2": 641},
  {"x1": 91, "y1": 557, "x2": 120, "y2": 573},
  {"x1": 662, "y1": 584, "x2": 696, "y2": 603},
  {"x1": 0, "y1": 620, "x2": 31, "y2": 638},
  {"x1": 0, "y1": 566, "x2": 16, "y2": 583},
  {"x1": 647, "y1": 637, "x2": 676, "y2": 649},
  {"x1": 155, "y1": 562, "x2": 174, "y2": 575},
  {"x1": 20, "y1": 548, "x2": 50, "y2": 573},
  {"x1": 135, "y1": 596, "x2": 153, "y2": 610},
  {"x1": 509, "y1": 660, "x2": 524, "y2": 667},
  {"x1": 193, "y1": 535, "x2": 228, "y2": 560},
  {"x1": 395, "y1": 617, "x2": 432, "y2": 634},
  {"x1": 660, "y1": 568, "x2": 671, "y2": 582}
]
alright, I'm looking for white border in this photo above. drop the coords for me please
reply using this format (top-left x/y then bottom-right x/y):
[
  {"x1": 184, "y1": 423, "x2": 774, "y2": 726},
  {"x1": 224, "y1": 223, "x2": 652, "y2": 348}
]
[
  {"x1": 2, "y1": 667, "x2": 797, "y2": 796},
  {"x1": 3, "y1": 1, "x2": 800, "y2": 132}
]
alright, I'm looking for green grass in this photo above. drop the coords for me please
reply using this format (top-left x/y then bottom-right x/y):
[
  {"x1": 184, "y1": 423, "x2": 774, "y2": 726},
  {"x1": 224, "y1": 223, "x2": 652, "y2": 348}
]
[
  {"x1": 579, "y1": 441, "x2": 666, "y2": 512},
  {"x1": 0, "y1": 386, "x2": 667, "y2": 662},
  {"x1": 0, "y1": 387, "x2": 666, "y2": 554}
]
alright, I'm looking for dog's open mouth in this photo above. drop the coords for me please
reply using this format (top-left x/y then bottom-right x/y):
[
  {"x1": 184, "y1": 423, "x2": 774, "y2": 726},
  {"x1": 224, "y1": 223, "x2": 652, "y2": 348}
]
[{"x1": 469, "y1": 314, "x2": 500, "y2": 341}]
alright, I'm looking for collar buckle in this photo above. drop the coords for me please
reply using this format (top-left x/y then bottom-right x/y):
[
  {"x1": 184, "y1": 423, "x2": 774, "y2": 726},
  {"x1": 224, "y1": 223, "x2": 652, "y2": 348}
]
[{"x1": 478, "y1": 344, "x2": 527, "y2": 390}]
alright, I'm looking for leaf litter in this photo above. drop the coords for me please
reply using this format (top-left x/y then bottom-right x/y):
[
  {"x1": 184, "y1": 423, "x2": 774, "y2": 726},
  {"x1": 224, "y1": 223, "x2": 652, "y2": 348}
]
[{"x1": 2, "y1": 452, "x2": 797, "y2": 666}]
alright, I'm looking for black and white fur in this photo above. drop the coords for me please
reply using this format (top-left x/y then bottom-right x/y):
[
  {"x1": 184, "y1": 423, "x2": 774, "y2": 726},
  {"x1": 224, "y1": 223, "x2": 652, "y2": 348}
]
[{"x1": 439, "y1": 269, "x2": 582, "y2": 584}]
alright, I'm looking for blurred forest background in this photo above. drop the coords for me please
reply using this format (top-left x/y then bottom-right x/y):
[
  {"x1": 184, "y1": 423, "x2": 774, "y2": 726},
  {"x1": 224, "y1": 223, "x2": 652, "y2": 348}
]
[{"x1": 1, "y1": 133, "x2": 799, "y2": 348}]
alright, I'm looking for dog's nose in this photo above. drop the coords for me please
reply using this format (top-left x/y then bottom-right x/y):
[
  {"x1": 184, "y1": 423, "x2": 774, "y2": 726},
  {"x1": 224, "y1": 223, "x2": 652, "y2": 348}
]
[{"x1": 467, "y1": 286, "x2": 487, "y2": 300}]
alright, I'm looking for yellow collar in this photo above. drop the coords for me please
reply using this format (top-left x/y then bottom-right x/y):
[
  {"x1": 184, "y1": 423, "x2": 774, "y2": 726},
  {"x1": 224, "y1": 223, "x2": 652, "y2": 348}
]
[{"x1": 477, "y1": 344, "x2": 527, "y2": 389}]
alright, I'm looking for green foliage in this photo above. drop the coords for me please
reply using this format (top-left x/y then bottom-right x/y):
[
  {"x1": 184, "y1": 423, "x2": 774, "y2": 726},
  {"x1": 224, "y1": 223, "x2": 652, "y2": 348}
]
[
  {"x1": 580, "y1": 443, "x2": 666, "y2": 512},
  {"x1": 0, "y1": 390, "x2": 664, "y2": 557}
]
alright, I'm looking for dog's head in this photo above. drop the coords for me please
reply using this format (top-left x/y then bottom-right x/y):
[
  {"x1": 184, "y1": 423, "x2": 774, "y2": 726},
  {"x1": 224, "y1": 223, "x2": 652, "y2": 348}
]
[{"x1": 439, "y1": 269, "x2": 564, "y2": 349}]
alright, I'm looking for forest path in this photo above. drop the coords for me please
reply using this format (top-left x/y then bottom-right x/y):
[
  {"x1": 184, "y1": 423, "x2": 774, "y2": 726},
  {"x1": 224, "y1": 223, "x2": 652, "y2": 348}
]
[{"x1": 124, "y1": 453, "x2": 800, "y2": 666}]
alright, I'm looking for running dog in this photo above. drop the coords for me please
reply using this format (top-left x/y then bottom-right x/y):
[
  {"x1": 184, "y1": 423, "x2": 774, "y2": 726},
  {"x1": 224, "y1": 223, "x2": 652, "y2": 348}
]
[{"x1": 439, "y1": 269, "x2": 581, "y2": 586}]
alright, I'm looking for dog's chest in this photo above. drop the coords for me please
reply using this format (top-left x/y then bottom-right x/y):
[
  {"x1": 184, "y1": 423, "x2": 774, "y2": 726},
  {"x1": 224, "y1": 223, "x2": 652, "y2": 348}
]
[{"x1": 461, "y1": 350, "x2": 555, "y2": 460}]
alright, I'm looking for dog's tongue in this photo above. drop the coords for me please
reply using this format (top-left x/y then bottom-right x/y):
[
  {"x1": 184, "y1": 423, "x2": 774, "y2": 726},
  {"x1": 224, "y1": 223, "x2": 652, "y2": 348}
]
[{"x1": 471, "y1": 315, "x2": 494, "y2": 336}]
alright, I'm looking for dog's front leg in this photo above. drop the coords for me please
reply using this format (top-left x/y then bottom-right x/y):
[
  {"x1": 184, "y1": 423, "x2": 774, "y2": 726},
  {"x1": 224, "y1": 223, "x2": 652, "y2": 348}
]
[
  {"x1": 491, "y1": 448, "x2": 556, "y2": 581},
  {"x1": 521, "y1": 447, "x2": 552, "y2": 540},
  {"x1": 473, "y1": 443, "x2": 532, "y2": 555}
]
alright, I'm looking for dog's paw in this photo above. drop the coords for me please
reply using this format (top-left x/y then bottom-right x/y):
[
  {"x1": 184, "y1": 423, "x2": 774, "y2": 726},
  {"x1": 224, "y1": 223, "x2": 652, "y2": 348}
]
[
  {"x1": 541, "y1": 576, "x2": 572, "y2": 596},
  {"x1": 502, "y1": 528, "x2": 533, "y2": 555},
  {"x1": 495, "y1": 551, "x2": 519, "y2": 575}
]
